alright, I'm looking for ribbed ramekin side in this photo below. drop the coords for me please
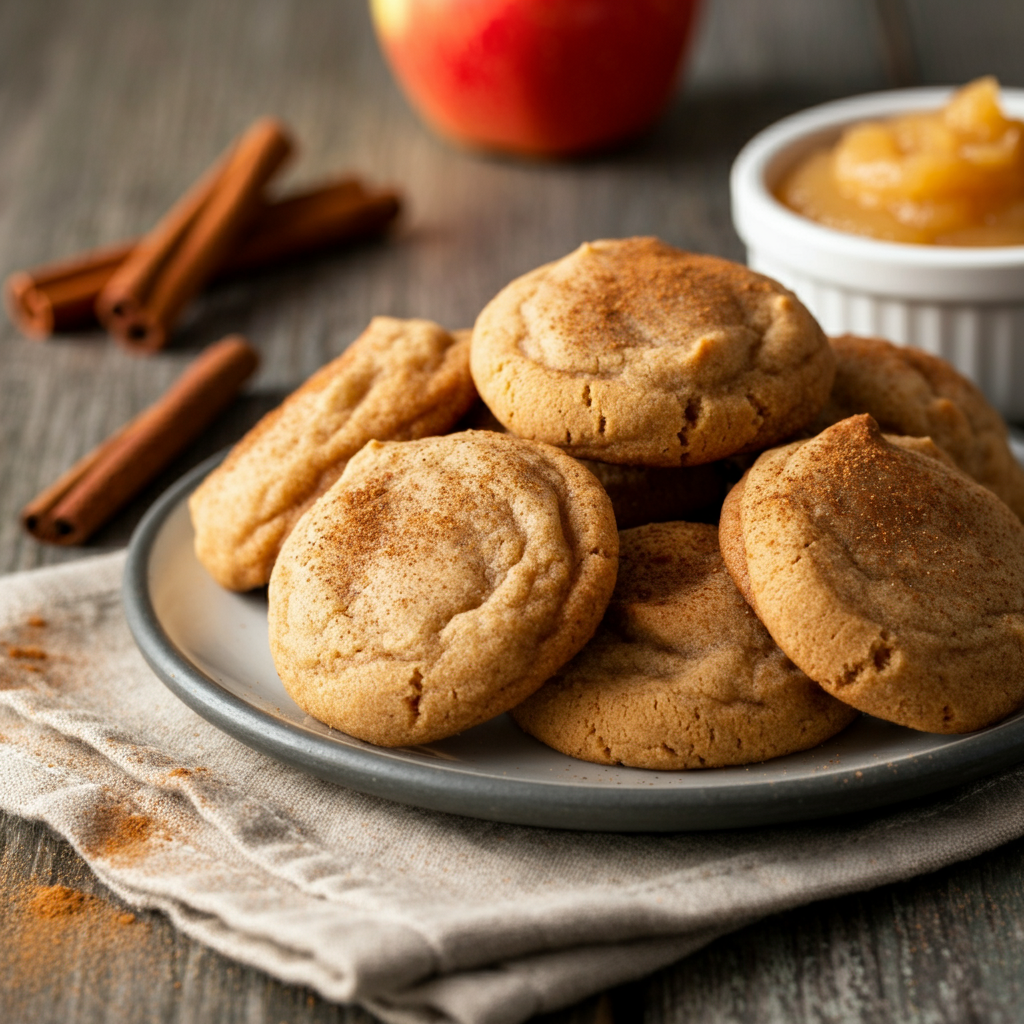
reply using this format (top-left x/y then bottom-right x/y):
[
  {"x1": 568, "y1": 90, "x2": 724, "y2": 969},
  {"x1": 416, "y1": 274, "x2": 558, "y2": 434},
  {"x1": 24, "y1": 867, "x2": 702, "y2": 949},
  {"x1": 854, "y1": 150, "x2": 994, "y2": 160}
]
[{"x1": 750, "y1": 251, "x2": 1024, "y2": 422}]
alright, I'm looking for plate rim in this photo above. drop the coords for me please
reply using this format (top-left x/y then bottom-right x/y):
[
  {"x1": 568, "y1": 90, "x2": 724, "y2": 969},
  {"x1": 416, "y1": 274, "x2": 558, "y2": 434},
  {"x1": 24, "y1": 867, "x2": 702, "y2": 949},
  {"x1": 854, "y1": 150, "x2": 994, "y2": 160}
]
[{"x1": 123, "y1": 454, "x2": 1024, "y2": 832}]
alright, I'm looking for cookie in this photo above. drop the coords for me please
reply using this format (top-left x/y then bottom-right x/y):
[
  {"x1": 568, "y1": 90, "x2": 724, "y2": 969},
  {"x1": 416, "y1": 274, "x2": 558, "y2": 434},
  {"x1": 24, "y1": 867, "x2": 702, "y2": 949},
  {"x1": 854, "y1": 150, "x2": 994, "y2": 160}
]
[
  {"x1": 719, "y1": 432, "x2": 957, "y2": 608},
  {"x1": 721, "y1": 414, "x2": 1024, "y2": 734},
  {"x1": 813, "y1": 333, "x2": 1024, "y2": 519},
  {"x1": 511, "y1": 522, "x2": 857, "y2": 769},
  {"x1": 470, "y1": 237, "x2": 834, "y2": 466},
  {"x1": 189, "y1": 318, "x2": 477, "y2": 591},
  {"x1": 268, "y1": 431, "x2": 619, "y2": 747}
]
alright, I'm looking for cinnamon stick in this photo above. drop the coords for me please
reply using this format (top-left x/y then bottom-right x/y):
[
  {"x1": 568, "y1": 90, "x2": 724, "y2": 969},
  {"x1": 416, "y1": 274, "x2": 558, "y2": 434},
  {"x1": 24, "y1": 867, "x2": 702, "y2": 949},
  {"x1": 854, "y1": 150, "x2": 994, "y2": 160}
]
[
  {"x1": 6, "y1": 242, "x2": 133, "y2": 338},
  {"x1": 225, "y1": 178, "x2": 401, "y2": 274},
  {"x1": 90, "y1": 149, "x2": 231, "y2": 343},
  {"x1": 97, "y1": 119, "x2": 294, "y2": 353},
  {"x1": 4, "y1": 178, "x2": 401, "y2": 341},
  {"x1": 20, "y1": 417, "x2": 136, "y2": 536},
  {"x1": 22, "y1": 336, "x2": 259, "y2": 545}
]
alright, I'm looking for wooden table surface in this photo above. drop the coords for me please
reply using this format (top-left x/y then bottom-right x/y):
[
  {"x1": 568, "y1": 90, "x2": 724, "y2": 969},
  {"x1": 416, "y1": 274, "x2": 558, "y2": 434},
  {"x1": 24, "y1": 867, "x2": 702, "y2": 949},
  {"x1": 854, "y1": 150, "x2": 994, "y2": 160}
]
[{"x1": 3, "y1": 1, "x2": 1024, "y2": 1021}]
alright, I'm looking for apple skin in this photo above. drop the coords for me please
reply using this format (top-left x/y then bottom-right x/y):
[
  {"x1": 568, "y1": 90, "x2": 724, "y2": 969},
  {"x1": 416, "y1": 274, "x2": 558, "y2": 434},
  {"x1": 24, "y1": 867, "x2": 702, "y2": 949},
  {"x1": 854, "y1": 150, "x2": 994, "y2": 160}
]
[{"x1": 370, "y1": 0, "x2": 702, "y2": 157}]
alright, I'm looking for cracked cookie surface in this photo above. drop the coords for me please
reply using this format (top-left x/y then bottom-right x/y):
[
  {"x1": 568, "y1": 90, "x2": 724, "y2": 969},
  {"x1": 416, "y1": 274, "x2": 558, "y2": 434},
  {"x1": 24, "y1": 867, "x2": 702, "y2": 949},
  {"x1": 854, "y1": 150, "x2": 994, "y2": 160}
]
[
  {"x1": 721, "y1": 414, "x2": 1024, "y2": 733},
  {"x1": 189, "y1": 317, "x2": 477, "y2": 591},
  {"x1": 811, "y1": 333, "x2": 1024, "y2": 519},
  {"x1": 511, "y1": 522, "x2": 856, "y2": 769},
  {"x1": 267, "y1": 431, "x2": 619, "y2": 746},
  {"x1": 470, "y1": 237, "x2": 834, "y2": 466}
]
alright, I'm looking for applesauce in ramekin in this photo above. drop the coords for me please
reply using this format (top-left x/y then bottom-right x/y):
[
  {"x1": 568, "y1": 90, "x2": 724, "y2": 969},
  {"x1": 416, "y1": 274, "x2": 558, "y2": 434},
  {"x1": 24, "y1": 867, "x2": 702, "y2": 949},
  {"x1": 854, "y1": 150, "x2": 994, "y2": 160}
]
[
  {"x1": 775, "y1": 78, "x2": 1024, "y2": 246},
  {"x1": 730, "y1": 85, "x2": 1024, "y2": 419}
]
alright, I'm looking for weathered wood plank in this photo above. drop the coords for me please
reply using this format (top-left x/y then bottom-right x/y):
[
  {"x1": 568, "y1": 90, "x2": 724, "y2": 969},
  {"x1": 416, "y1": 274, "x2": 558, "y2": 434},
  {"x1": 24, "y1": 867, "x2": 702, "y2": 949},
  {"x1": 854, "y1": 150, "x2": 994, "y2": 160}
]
[{"x1": 646, "y1": 834, "x2": 1024, "y2": 1023}]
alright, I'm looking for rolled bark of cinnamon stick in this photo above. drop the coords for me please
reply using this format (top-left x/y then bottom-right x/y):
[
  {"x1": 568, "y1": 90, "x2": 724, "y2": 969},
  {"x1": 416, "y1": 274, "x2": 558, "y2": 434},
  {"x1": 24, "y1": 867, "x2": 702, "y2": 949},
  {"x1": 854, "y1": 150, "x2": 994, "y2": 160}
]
[
  {"x1": 91, "y1": 152, "x2": 231, "y2": 343},
  {"x1": 224, "y1": 179, "x2": 401, "y2": 274},
  {"x1": 97, "y1": 118, "x2": 294, "y2": 353},
  {"x1": 4, "y1": 178, "x2": 401, "y2": 341},
  {"x1": 20, "y1": 419, "x2": 135, "y2": 535},
  {"x1": 22, "y1": 335, "x2": 259, "y2": 545},
  {"x1": 6, "y1": 242, "x2": 133, "y2": 338}
]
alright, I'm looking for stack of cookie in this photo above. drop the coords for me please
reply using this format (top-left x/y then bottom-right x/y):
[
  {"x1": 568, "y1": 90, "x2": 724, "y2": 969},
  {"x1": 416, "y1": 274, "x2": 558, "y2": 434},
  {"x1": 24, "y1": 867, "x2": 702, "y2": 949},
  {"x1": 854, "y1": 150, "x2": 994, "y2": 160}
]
[{"x1": 189, "y1": 236, "x2": 1024, "y2": 768}]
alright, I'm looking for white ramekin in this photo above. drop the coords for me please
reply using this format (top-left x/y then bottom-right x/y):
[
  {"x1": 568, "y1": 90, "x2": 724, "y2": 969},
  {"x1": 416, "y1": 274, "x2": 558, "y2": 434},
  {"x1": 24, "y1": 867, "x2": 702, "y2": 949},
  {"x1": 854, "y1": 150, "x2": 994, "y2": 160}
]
[{"x1": 730, "y1": 87, "x2": 1024, "y2": 421}]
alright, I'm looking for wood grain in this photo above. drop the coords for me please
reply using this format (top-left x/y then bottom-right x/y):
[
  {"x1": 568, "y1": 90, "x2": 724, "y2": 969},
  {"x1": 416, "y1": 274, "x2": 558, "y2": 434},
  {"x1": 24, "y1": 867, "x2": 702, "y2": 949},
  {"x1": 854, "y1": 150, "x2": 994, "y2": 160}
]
[
  {"x1": 1, "y1": 0, "x2": 1022, "y2": 1021},
  {"x1": 645, "y1": 833, "x2": 1024, "y2": 1023}
]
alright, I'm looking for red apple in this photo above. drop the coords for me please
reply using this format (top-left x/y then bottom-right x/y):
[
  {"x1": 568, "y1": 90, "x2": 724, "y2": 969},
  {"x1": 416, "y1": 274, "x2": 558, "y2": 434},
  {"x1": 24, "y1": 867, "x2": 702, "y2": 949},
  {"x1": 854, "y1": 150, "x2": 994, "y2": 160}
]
[{"x1": 370, "y1": 0, "x2": 702, "y2": 157}]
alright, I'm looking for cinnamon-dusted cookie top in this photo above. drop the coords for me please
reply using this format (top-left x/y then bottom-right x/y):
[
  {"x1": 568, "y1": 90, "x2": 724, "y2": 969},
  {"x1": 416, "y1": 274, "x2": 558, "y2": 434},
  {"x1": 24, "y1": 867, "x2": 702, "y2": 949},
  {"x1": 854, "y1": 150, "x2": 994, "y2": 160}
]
[
  {"x1": 470, "y1": 237, "x2": 834, "y2": 466},
  {"x1": 512, "y1": 522, "x2": 856, "y2": 769},
  {"x1": 268, "y1": 431, "x2": 619, "y2": 747},
  {"x1": 719, "y1": 431, "x2": 958, "y2": 608},
  {"x1": 812, "y1": 333, "x2": 1024, "y2": 519},
  {"x1": 189, "y1": 317, "x2": 477, "y2": 591},
  {"x1": 722, "y1": 414, "x2": 1024, "y2": 734}
]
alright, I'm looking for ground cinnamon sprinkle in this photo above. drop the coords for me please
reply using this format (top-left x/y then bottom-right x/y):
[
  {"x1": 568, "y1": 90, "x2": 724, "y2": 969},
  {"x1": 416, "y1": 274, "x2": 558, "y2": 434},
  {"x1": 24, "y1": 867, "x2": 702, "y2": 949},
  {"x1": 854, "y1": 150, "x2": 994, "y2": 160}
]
[
  {"x1": 81, "y1": 800, "x2": 165, "y2": 861},
  {"x1": 25, "y1": 883, "x2": 137, "y2": 926},
  {"x1": 0, "y1": 881, "x2": 147, "y2": 1003},
  {"x1": 28, "y1": 883, "x2": 87, "y2": 918},
  {"x1": 5, "y1": 644, "x2": 47, "y2": 659},
  {"x1": 0, "y1": 622, "x2": 52, "y2": 687}
]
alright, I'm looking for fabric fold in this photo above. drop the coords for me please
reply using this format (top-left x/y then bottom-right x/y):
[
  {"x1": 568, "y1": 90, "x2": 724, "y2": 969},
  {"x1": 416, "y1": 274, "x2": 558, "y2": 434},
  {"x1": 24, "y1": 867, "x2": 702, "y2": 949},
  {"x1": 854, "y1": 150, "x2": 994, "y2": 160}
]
[{"x1": 1, "y1": 551, "x2": 1023, "y2": 1024}]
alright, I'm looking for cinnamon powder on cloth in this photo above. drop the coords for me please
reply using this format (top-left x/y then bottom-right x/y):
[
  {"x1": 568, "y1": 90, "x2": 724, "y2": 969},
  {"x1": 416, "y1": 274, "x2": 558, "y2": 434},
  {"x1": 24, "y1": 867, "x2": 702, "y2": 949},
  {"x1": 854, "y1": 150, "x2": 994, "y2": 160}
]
[{"x1": 2, "y1": 551, "x2": 1024, "y2": 1024}]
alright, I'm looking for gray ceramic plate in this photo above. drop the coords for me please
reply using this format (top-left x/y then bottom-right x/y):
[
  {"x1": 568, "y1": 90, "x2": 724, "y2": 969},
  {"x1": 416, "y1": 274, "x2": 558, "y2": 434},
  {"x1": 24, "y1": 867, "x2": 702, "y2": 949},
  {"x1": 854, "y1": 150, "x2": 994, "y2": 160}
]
[{"x1": 123, "y1": 449, "x2": 1024, "y2": 832}]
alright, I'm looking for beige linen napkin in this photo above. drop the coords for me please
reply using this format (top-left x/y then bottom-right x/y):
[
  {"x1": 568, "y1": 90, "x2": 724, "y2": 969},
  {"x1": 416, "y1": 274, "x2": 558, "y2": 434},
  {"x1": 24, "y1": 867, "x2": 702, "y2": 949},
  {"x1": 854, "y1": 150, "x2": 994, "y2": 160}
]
[{"x1": 2, "y1": 552, "x2": 1024, "y2": 1024}]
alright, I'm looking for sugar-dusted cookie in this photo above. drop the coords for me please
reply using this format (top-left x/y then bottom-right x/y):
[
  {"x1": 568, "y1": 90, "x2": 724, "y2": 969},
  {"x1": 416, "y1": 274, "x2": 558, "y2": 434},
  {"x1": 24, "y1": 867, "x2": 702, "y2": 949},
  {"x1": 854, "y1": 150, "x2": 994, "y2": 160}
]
[
  {"x1": 813, "y1": 334, "x2": 1024, "y2": 519},
  {"x1": 721, "y1": 414, "x2": 1024, "y2": 734},
  {"x1": 511, "y1": 522, "x2": 857, "y2": 769},
  {"x1": 719, "y1": 431, "x2": 958, "y2": 608},
  {"x1": 189, "y1": 318, "x2": 477, "y2": 591},
  {"x1": 470, "y1": 237, "x2": 834, "y2": 466},
  {"x1": 268, "y1": 431, "x2": 619, "y2": 747}
]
